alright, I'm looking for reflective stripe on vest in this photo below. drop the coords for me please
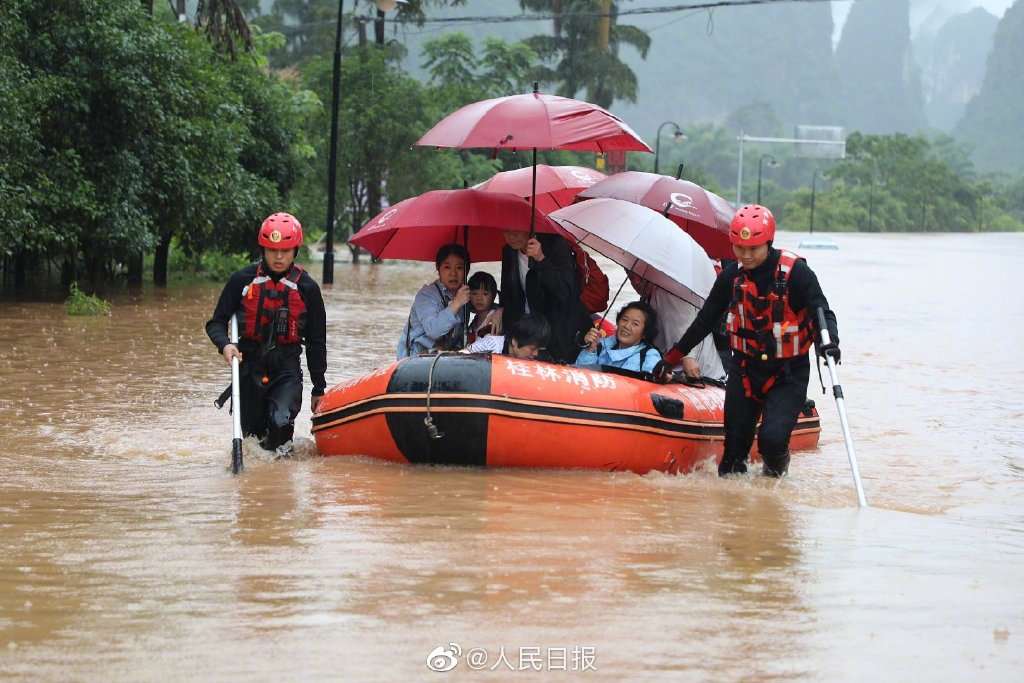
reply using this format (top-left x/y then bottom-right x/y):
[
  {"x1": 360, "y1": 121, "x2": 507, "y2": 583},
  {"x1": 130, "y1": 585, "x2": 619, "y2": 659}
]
[
  {"x1": 240, "y1": 264, "x2": 307, "y2": 346},
  {"x1": 725, "y1": 250, "x2": 813, "y2": 361}
]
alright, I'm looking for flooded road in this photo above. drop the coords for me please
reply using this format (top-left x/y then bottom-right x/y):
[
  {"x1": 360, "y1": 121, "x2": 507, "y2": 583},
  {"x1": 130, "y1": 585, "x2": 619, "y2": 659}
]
[{"x1": 1, "y1": 232, "x2": 1022, "y2": 681}]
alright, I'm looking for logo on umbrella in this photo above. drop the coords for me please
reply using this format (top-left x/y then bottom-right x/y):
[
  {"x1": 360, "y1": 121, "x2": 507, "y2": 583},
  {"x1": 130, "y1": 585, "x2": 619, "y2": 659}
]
[
  {"x1": 374, "y1": 208, "x2": 399, "y2": 227},
  {"x1": 670, "y1": 192, "x2": 695, "y2": 210}
]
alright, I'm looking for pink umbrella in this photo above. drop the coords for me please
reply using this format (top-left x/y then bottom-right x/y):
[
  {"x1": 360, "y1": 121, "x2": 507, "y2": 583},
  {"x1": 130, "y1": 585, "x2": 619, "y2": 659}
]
[
  {"x1": 349, "y1": 189, "x2": 561, "y2": 263},
  {"x1": 416, "y1": 86, "x2": 651, "y2": 234},
  {"x1": 416, "y1": 91, "x2": 652, "y2": 153},
  {"x1": 577, "y1": 171, "x2": 736, "y2": 260},
  {"x1": 475, "y1": 164, "x2": 607, "y2": 214}
]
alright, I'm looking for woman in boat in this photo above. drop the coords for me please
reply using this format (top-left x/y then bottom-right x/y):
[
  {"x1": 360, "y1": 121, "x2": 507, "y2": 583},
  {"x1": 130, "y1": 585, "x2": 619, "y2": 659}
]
[
  {"x1": 627, "y1": 271, "x2": 725, "y2": 381},
  {"x1": 396, "y1": 244, "x2": 471, "y2": 358},
  {"x1": 466, "y1": 271, "x2": 502, "y2": 343},
  {"x1": 575, "y1": 301, "x2": 662, "y2": 374}
]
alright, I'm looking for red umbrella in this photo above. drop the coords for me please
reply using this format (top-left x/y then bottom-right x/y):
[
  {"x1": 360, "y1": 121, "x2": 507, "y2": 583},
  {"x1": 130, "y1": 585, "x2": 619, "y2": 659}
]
[
  {"x1": 416, "y1": 87, "x2": 651, "y2": 234},
  {"x1": 416, "y1": 91, "x2": 652, "y2": 153},
  {"x1": 577, "y1": 171, "x2": 736, "y2": 259},
  {"x1": 475, "y1": 164, "x2": 607, "y2": 214},
  {"x1": 349, "y1": 189, "x2": 562, "y2": 263}
]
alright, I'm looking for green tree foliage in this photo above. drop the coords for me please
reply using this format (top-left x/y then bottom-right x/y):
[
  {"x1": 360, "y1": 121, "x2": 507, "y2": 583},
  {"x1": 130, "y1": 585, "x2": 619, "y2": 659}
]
[
  {"x1": 520, "y1": 0, "x2": 650, "y2": 109},
  {"x1": 781, "y1": 133, "x2": 1021, "y2": 232},
  {"x1": 955, "y1": 0, "x2": 1024, "y2": 173},
  {"x1": 0, "y1": 0, "x2": 314, "y2": 290}
]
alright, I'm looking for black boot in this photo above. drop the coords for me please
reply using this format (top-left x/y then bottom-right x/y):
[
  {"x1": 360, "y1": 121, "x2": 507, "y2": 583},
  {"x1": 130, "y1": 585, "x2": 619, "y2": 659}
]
[
  {"x1": 761, "y1": 451, "x2": 790, "y2": 478},
  {"x1": 718, "y1": 457, "x2": 748, "y2": 477}
]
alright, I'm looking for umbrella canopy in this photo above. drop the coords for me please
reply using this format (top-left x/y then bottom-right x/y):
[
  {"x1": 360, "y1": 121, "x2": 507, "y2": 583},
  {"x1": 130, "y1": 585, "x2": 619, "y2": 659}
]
[
  {"x1": 577, "y1": 172, "x2": 736, "y2": 260},
  {"x1": 475, "y1": 165, "x2": 607, "y2": 214},
  {"x1": 548, "y1": 198, "x2": 716, "y2": 308},
  {"x1": 415, "y1": 91, "x2": 652, "y2": 153},
  {"x1": 350, "y1": 189, "x2": 561, "y2": 262}
]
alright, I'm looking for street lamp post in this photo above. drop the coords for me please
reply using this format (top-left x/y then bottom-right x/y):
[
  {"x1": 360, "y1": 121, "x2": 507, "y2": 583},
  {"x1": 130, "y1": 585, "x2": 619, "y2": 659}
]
[
  {"x1": 322, "y1": 0, "x2": 345, "y2": 285},
  {"x1": 654, "y1": 121, "x2": 684, "y2": 175},
  {"x1": 810, "y1": 168, "x2": 819, "y2": 234},
  {"x1": 756, "y1": 154, "x2": 776, "y2": 206}
]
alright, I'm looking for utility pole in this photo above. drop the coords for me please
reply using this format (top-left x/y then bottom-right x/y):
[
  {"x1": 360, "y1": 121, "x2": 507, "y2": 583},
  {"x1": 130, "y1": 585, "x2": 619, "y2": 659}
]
[{"x1": 323, "y1": 0, "x2": 344, "y2": 285}]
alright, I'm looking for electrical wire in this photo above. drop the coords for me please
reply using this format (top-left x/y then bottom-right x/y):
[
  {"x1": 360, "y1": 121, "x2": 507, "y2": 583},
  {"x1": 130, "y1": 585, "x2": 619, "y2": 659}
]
[{"x1": 274, "y1": 0, "x2": 835, "y2": 34}]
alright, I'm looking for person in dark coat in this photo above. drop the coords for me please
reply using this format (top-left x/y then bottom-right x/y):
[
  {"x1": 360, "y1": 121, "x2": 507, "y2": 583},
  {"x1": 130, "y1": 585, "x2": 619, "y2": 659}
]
[{"x1": 499, "y1": 231, "x2": 591, "y2": 363}]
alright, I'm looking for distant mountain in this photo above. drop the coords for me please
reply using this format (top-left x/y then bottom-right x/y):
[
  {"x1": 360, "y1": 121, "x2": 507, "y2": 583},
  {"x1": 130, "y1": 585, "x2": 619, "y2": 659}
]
[
  {"x1": 835, "y1": 0, "x2": 927, "y2": 134},
  {"x1": 915, "y1": 7, "x2": 998, "y2": 131},
  {"x1": 955, "y1": 0, "x2": 1024, "y2": 172},
  {"x1": 612, "y1": 3, "x2": 839, "y2": 137}
]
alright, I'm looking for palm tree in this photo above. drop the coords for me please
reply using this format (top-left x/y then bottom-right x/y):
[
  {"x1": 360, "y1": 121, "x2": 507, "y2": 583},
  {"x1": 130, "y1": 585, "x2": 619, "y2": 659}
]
[
  {"x1": 195, "y1": 0, "x2": 253, "y2": 57},
  {"x1": 520, "y1": 0, "x2": 650, "y2": 108}
]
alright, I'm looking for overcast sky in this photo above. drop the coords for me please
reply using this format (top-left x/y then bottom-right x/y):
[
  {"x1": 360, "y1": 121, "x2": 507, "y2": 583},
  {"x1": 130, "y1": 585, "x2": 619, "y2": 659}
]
[{"x1": 832, "y1": 0, "x2": 1016, "y2": 44}]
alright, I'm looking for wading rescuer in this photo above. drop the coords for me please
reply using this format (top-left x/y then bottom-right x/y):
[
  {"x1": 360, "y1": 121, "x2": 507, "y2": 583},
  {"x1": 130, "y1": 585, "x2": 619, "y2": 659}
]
[
  {"x1": 206, "y1": 213, "x2": 327, "y2": 458},
  {"x1": 655, "y1": 205, "x2": 841, "y2": 477}
]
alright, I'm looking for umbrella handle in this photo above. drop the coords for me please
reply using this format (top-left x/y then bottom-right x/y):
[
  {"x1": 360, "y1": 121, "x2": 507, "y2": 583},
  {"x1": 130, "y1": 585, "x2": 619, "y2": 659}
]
[{"x1": 529, "y1": 147, "x2": 538, "y2": 238}]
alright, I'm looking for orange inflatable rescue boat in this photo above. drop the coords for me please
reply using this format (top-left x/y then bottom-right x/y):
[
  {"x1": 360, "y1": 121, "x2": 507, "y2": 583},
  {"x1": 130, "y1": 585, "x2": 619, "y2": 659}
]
[{"x1": 313, "y1": 354, "x2": 820, "y2": 474}]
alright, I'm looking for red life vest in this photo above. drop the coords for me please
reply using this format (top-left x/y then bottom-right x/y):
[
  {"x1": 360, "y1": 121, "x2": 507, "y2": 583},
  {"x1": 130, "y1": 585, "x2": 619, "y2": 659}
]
[
  {"x1": 725, "y1": 250, "x2": 813, "y2": 362},
  {"x1": 241, "y1": 264, "x2": 307, "y2": 346}
]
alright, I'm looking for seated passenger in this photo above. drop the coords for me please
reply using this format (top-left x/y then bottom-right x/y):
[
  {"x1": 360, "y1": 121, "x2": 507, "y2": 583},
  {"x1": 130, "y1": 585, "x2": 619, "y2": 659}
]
[
  {"x1": 628, "y1": 271, "x2": 725, "y2": 381},
  {"x1": 575, "y1": 301, "x2": 662, "y2": 373},
  {"x1": 466, "y1": 271, "x2": 503, "y2": 343},
  {"x1": 396, "y1": 244, "x2": 470, "y2": 359},
  {"x1": 464, "y1": 313, "x2": 550, "y2": 361}
]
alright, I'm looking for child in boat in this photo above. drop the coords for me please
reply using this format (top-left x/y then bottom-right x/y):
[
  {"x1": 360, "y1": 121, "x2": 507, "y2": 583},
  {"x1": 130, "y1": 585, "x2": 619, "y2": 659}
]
[
  {"x1": 467, "y1": 271, "x2": 502, "y2": 343},
  {"x1": 396, "y1": 244, "x2": 471, "y2": 358},
  {"x1": 463, "y1": 313, "x2": 550, "y2": 361},
  {"x1": 575, "y1": 301, "x2": 662, "y2": 373}
]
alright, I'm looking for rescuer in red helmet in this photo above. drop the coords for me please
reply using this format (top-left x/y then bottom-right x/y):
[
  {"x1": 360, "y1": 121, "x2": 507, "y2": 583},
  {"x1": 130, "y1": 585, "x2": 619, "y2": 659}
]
[
  {"x1": 205, "y1": 212, "x2": 327, "y2": 458},
  {"x1": 654, "y1": 205, "x2": 840, "y2": 477}
]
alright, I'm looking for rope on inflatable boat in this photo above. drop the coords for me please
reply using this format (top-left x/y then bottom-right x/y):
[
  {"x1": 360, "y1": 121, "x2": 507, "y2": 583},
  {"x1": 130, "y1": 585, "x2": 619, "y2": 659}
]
[{"x1": 423, "y1": 352, "x2": 446, "y2": 440}]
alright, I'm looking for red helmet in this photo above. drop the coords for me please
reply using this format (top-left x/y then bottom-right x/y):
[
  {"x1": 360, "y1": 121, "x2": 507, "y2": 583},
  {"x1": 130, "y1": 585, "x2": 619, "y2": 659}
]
[
  {"x1": 258, "y1": 212, "x2": 303, "y2": 249},
  {"x1": 729, "y1": 204, "x2": 776, "y2": 246}
]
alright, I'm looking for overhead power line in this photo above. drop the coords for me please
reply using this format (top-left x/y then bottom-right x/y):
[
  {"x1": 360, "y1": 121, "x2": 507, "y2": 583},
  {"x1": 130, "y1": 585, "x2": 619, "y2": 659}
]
[
  {"x1": 273, "y1": 0, "x2": 834, "y2": 34},
  {"x1": 406, "y1": 0, "x2": 835, "y2": 25}
]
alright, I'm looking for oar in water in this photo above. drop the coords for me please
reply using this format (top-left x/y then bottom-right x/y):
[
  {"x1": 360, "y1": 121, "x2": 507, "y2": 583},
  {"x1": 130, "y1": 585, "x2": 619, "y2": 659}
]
[
  {"x1": 229, "y1": 313, "x2": 244, "y2": 475},
  {"x1": 816, "y1": 307, "x2": 867, "y2": 507}
]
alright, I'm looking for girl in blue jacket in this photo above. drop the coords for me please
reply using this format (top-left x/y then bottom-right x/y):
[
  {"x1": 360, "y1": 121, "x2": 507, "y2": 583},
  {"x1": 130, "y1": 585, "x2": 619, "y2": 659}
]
[{"x1": 575, "y1": 301, "x2": 662, "y2": 374}]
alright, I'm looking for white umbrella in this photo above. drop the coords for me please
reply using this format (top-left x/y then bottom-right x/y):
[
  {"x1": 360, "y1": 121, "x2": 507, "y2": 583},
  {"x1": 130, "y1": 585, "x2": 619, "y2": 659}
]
[{"x1": 548, "y1": 198, "x2": 716, "y2": 308}]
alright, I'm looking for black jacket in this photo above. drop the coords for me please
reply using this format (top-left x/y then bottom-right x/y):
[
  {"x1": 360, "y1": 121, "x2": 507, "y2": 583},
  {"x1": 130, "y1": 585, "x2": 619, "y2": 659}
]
[
  {"x1": 205, "y1": 263, "x2": 328, "y2": 395},
  {"x1": 500, "y1": 234, "x2": 591, "y2": 363},
  {"x1": 674, "y1": 248, "x2": 838, "y2": 368}
]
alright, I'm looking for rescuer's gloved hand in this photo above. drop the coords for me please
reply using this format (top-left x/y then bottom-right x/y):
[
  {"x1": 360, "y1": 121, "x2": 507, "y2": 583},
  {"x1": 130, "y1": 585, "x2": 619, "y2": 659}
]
[
  {"x1": 653, "y1": 348, "x2": 686, "y2": 383},
  {"x1": 818, "y1": 341, "x2": 841, "y2": 364}
]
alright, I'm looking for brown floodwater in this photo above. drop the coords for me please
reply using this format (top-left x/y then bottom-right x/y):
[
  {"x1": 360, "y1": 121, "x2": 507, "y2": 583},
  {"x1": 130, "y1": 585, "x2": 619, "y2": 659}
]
[{"x1": 1, "y1": 233, "x2": 1022, "y2": 681}]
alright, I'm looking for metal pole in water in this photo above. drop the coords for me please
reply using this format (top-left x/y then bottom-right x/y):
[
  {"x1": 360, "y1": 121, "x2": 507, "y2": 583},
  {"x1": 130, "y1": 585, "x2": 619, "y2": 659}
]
[
  {"x1": 816, "y1": 308, "x2": 866, "y2": 507},
  {"x1": 230, "y1": 314, "x2": 244, "y2": 475}
]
